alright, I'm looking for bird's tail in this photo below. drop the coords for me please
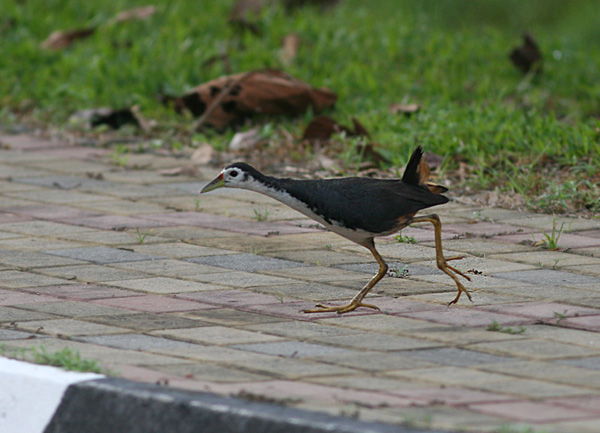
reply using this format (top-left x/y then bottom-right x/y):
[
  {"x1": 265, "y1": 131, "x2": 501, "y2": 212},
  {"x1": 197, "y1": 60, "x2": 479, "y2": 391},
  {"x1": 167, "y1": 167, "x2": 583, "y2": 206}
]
[{"x1": 402, "y1": 146, "x2": 448, "y2": 194}]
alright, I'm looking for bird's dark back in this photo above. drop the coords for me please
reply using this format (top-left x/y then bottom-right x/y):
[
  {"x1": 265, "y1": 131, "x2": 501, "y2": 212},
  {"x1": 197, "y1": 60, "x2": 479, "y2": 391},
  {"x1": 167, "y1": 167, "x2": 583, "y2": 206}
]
[{"x1": 276, "y1": 176, "x2": 448, "y2": 234}]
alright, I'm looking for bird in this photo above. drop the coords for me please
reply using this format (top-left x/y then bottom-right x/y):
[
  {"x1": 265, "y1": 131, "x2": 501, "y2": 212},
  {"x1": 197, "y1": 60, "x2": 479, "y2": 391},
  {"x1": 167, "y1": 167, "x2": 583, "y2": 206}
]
[{"x1": 201, "y1": 146, "x2": 471, "y2": 314}]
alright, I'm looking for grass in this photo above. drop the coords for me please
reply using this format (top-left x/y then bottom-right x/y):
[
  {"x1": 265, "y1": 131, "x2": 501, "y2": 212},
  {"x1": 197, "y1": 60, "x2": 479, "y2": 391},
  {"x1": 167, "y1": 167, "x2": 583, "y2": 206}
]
[
  {"x1": 535, "y1": 217, "x2": 569, "y2": 249},
  {"x1": 1, "y1": 0, "x2": 599, "y2": 212},
  {"x1": 1, "y1": 344, "x2": 108, "y2": 374},
  {"x1": 486, "y1": 320, "x2": 526, "y2": 335}
]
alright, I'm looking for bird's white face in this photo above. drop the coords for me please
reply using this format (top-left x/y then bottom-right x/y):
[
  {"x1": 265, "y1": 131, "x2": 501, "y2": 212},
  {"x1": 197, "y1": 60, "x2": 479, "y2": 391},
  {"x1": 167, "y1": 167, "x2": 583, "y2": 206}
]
[{"x1": 201, "y1": 165, "x2": 252, "y2": 193}]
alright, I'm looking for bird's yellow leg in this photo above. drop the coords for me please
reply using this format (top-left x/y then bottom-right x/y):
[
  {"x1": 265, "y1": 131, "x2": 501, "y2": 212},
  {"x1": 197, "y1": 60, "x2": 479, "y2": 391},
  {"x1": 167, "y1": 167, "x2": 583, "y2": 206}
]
[
  {"x1": 411, "y1": 214, "x2": 472, "y2": 305},
  {"x1": 304, "y1": 243, "x2": 387, "y2": 314}
]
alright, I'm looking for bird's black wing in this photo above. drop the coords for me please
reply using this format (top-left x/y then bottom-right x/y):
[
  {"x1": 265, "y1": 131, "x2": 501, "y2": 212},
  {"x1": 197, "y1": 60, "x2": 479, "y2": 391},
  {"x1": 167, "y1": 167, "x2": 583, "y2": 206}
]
[{"x1": 281, "y1": 177, "x2": 448, "y2": 234}]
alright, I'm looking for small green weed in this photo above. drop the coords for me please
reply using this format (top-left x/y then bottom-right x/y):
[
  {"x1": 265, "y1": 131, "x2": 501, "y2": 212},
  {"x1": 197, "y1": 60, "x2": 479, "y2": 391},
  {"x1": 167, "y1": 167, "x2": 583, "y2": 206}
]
[
  {"x1": 394, "y1": 234, "x2": 417, "y2": 244},
  {"x1": 387, "y1": 265, "x2": 409, "y2": 278},
  {"x1": 553, "y1": 310, "x2": 568, "y2": 323},
  {"x1": 133, "y1": 227, "x2": 153, "y2": 244},
  {"x1": 110, "y1": 144, "x2": 130, "y2": 167},
  {"x1": 1, "y1": 345, "x2": 108, "y2": 374},
  {"x1": 535, "y1": 218, "x2": 569, "y2": 250},
  {"x1": 253, "y1": 208, "x2": 270, "y2": 222},
  {"x1": 486, "y1": 320, "x2": 526, "y2": 335}
]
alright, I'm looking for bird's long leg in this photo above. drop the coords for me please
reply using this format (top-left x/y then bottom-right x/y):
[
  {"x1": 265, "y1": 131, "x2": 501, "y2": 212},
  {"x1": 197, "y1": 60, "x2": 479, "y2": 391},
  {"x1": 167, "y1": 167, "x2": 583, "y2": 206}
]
[
  {"x1": 411, "y1": 214, "x2": 472, "y2": 305},
  {"x1": 304, "y1": 241, "x2": 388, "y2": 314}
]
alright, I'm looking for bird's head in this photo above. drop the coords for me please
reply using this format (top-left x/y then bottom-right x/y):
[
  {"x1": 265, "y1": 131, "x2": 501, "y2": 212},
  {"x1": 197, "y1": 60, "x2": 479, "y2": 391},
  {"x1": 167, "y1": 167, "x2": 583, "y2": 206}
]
[{"x1": 200, "y1": 162, "x2": 260, "y2": 193}]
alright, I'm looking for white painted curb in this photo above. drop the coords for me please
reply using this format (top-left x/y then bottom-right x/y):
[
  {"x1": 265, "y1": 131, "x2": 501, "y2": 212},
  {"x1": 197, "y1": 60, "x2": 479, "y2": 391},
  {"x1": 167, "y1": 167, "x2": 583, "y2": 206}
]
[{"x1": 0, "y1": 357, "x2": 103, "y2": 433}]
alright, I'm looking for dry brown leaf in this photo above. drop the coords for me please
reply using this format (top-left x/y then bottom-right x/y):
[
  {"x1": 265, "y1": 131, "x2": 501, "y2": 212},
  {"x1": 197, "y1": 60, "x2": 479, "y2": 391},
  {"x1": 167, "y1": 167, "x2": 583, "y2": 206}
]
[
  {"x1": 509, "y1": 32, "x2": 542, "y2": 74},
  {"x1": 229, "y1": 0, "x2": 263, "y2": 34},
  {"x1": 190, "y1": 143, "x2": 215, "y2": 165},
  {"x1": 302, "y1": 116, "x2": 369, "y2": 141},
  {"x1": 388, "y1": 103, "x2": 420, "y2": 115},
  {"x1": 229, "y1": 127, "x2": 262, "y2": 151},
  {"x1": 111, "y1": 6, "x2": 156, "y2": 24},
  {"x1": 178, "y1": 69, "x2": 337, "y2": 130},
  {"x1": 159, "y1": 166, "x2": 199, "y2": 177},
  {"x1": 280, "y1": 33, "x2": 301, "y2": 65},
  {"x1": 71, "y1": 106, "x2": 151, "y2": 131},
  {"x1": 41, "y1": 28, "x2": 96, "y2": 50}
]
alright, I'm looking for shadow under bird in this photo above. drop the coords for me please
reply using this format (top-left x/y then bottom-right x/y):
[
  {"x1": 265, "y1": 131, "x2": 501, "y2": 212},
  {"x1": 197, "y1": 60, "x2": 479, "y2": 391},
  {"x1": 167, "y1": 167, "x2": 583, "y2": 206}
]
[{"x1": 201, "y1": 146, "x2": 471, "y2": 314}]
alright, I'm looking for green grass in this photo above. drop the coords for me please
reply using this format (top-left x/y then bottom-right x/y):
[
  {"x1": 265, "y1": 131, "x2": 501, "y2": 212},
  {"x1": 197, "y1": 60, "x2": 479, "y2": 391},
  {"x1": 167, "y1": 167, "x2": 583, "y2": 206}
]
[
  {"x1": 1, "y1": 0, "x2": 599, "y2": 212},
  {"x1": 1, "y1": 344, "x2": 108, "y2": 374},
  {"x1": 486, "y1": 320, "x2": 526, "y2": 335}
]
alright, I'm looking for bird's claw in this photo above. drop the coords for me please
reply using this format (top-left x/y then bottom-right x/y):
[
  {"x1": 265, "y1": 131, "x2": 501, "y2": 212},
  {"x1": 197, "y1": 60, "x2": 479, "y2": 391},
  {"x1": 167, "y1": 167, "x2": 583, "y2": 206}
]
[{"x1": 303, "y1": 302, "x2": 380, "y2": 314}]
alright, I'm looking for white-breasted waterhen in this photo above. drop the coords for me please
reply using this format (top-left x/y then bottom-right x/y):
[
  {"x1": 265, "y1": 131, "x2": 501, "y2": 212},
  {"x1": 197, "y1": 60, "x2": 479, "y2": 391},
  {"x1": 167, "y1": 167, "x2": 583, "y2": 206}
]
[{"x1": 201, "y1": 146, "x2": 471, "y2": 314}]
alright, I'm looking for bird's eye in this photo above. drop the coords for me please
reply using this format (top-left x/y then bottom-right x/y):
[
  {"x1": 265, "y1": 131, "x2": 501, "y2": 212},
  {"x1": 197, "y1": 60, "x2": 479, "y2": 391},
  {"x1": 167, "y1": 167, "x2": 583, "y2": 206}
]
[{"x1": 229, "y1": 170, "x2": 238, "y2": 177}]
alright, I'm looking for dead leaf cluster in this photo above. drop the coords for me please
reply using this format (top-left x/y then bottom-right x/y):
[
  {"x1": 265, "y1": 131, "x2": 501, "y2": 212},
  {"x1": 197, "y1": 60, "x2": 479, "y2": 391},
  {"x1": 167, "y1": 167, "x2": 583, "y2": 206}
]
[{"x1": 41, "y1": 6, "x2": 156, "y2": 51}]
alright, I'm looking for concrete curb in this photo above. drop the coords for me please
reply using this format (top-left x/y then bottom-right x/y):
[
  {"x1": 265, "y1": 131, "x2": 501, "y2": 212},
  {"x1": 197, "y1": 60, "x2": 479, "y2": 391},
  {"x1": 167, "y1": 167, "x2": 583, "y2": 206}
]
[
  {"x1": 45, "y1": 378, "x2": 451, "y2": 433},
  {"x1": 0, "y1": 357, "x2": 102, "y2": 433},
  {"x1": 1, "y1": 358, "x2": 452, "y2": 433}
]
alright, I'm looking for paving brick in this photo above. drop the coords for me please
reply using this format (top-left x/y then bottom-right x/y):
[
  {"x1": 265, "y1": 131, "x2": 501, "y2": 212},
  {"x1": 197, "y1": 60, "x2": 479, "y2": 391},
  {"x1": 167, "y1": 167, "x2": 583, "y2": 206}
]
[
  {"x1": 400, "y1": 347, "x2": 517, "y2": 367},
  {"x1": 309, "y1": 332, "x2": 438, "y2": 351},
  {"x1": 14, "y1": 300, "x2": 133, "y2": 317},
  {"x1": 560, "y1": 315, "x2": 600, "y2": 332},
  {"x1": 178, "y1": 308, "x2": 284, "y2": 326},
  {"x1": 489, "y1": 250, "x2": 600, "y2": 268},
  {"x1": 20, "y1": 284, "x2": 143, "y2": 301},
  {"x1": 0, "y1": 249, "x2": 86, "y2": 268},
  {"x1": 17, "y1": 318, "x2": 126, "y2": 336},
  {"x1": 155, "y1": 362, "x2": 270, "y2": 383},
  {"x1": 0, "y1": 220, "x2": 93, "y2": 236},
  {"x1": 555, "y1": 357, "x2": 600, "y2": 371},
  {"x1": 468, "y1": 339, "x2": 600, "y2": 360},
  {"x1": 154, "y1": 326, "x2": 284, "y2": 346},
  {"x1": 470, "y1": 400, "x2": 596, "y2": 423},
  {"x1": 92, "y1": 294, "x2": 214, "y2": 313},
  {"x1": 109, "y1": 259, "x2": 225, "y2": 276},
  {"x1": 0, "y1": 236, "x2": 86, "y2": 251},
  {"x1": 387, "y1": 366, "x2": 513, "y2": 387},
  {"x1": 57, "y1": 229, "x2": 165, "y2": 246},
  {"x1": 0, "y1": 289, "x2": 60, "y2": 305},
  {"x1": 5, "y1": 189, "x2": 104, "y2": 204},
  {"x1": 175, "y1": 289, "x2": 289, "y2": 307},
  {"x1": 0, "y1": 270, "x2": 70, "y2": 288},
  {"x1": 64, "y1": 214, "x2": 178, "y2": 230},
  {"x1": 231, "y1": 340, "x2": 357, "y2": 358},
  {"x1": 248, "y1": 281, "x2": 358, "y2": 302},
  {"x1": 189, "y1": 271, "x2": 300, "y2": 288},
  {"x1": 108, "y1": 277, "x2": 223, "y2": 294},
  {"x1": 475, "y1": 379, "x2": 592, "y2": 398},
  {"x1": 0, "y1": 328, "x2": 35, "y2": 340},
  {"x1": 495, "y1": 231, "x2": 600, "y2": 249},
  {"x1": 330, "y1": 351, "x2": 443, "y2": 372},
  {"x1": 0, "y1": 306, "x2": 57, "y2": 322},
  {"x1": 400, "y1": 308, "x2": 530, "y2": 327},
  {"x1": 550, "y1": 395, "x2": 600, "y2": 414},
  {"x1": 246, "y1": 320, "x2": 360, "y2": 339},
  {"x1": 36, "y1": 264, "x2": 148, "y2": 282},
  {"x1": 185, "y1": 253, "x2": 307, "y2": 272},
  {"x1": 85, "y1": 313, "x2": 208, "y2": 331},
  {"x1": 45, "y1": 246, "x2": 158, "y2": 264},
  {"x1": 2, "y1": 204, "x2": 103, "y2": 222},
  {"x1": 492, "y1": 269, "x2": 600, "y2": 287},
  {"x1": 133, "y1": 243, "x2": 238, "y2": 259},
  {"x1": 479, "y1": 360, "x2": 600, "y2": 389},
  {"x1": 478, "y1": 302, "x2": 600, "y2": 321},
  {"x1": 264, "y1": 249, "x2": 373, "y2": 266}
]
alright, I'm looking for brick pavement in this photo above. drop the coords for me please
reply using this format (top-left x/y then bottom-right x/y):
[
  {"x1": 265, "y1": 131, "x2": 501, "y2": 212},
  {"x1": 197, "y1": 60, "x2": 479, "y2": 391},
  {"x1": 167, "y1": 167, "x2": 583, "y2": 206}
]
[{"x1": 1, "y1": 133, "x2": 600, "y2": 432}]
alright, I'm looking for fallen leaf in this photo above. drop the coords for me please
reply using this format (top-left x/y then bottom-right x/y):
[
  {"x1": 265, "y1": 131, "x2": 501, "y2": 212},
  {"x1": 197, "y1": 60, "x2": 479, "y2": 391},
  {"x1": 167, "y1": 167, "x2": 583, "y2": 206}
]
[
  {"x1": 229, "y1": 0, "x2": 263, "y2": 34},
  {"x1": 178, "y1": 69, "x2": 337, "y2": 130},
  {"x1": 282, "y1": 0, "x2": 340, "y2": 12},
  {"x1": 509, "y1": 32, "x2": 542, "y2": 74},
  {"x1": 280, "y1": 33, "x2": 301, "y2": 65},
  {"x1": 110, "y1": 6, "x2": 156, "y2": 24},
  {"x1": 388, "y1": 103, "x2": 420, "y2": 115},
  {"x1": 159, "y1": 166, "x2": 199, "y2": 177},
  {"x1": 190, "y1": 143, "x2": 214, "y2": 164},
  {"x1": 71, "y1": 106, "x2": 150, "y2": 130},
  {"x1": 229, "y1": 127, "x2": 262, "y2": 151},
  {"x1": 302, "y1": 116, "x2": 368, "y2": 141},
  {"x1": 41, "y1": 28, "x2": 96, "y2": 50}
]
